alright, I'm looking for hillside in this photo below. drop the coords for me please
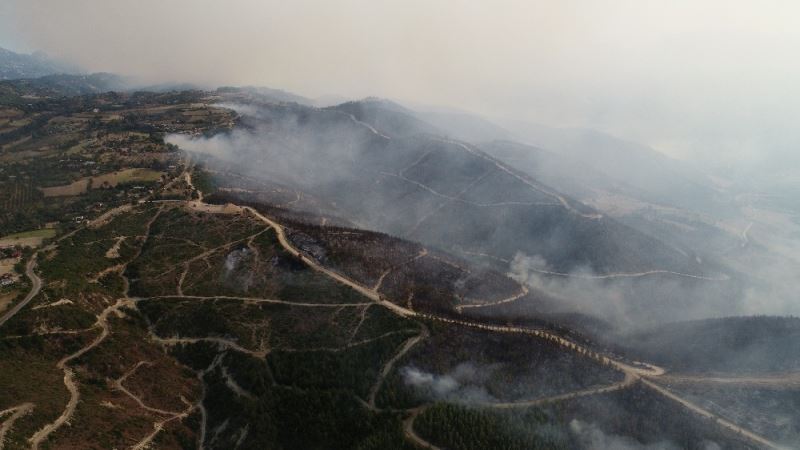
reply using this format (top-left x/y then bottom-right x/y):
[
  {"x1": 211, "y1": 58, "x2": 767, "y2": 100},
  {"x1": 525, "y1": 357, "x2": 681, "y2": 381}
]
[
  {"x1": 0, "y1": 47, "x2": 81, "y2": 81},
  {"x1": 177, "y1": 99, "x2": 707, "y2": 279},
  {"x1": 0, "y1": 82, "x2": 795, "y2": 450}
]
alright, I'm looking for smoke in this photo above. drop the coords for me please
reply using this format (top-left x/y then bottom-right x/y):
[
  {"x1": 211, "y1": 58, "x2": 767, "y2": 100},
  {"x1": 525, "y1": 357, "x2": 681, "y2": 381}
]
[
  {"x1": 506, "y1": 252, "x2": 749, "y2": 329},
  {"x1": 400, "y1": 363, "x2": 498, "y2": 404},
  {"x1": 6, "y1": 0, "x2": 800, "y2": 178},
  {"x1": 167, "y1": 103, "x2": 382, "y2": 190},
  {"x1": 170, "y1": 100, "x2": 800, "y2": 325},
  {"x1": 224, "y1": 248, "x2": 249, "y2": 274},
  {"x1": 569, "y1": 420, "x2": 721, "y2": 450}
]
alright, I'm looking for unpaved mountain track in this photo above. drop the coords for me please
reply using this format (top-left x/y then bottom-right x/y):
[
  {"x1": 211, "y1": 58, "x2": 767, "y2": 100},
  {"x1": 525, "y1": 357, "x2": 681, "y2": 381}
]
[
  {"x1": 152, "y1": 227, "x2": 270, "y2": 280},
  {"x1": 150, "y1": 335, "x2": 268, "y2": 359},
  {"x1": 115, "y1": 360, "x2": 198, "y2": 450},
  {"x1": 368, "y1": 326, "x2": 429, "y2": 410},
  {"x1": 403, "y1": 406, "x2": 442, "y2": 450},
  {"x1": 380, "y1": 171, "x2": 558, "y2": 209},
  {"x1": 660, "y1": 373, "x2": 800, "y2": 389},
  {"x1": 438, "y1": 138, "x2": 603, "y2": 220},
  {"x1": 486, "y1": 373, "x2": 636, "y2": 409},
  {"x1": 404, "y1": 170, "x2": 494, "y2": 237},
  {"x1": 221, "y1": 365, "x2": 256, "y2": 400},
  {"x1": 281, "y1": 329, "x2": 418, "y2": 354},
  {"x1": 459, "y1": 249, "x2": 729, "y2": 282},
  {"x1": 373, "y1": 249, "x2": 428, "y2": 291},
  {"x1": 348, "y1": 305, "x2": 371, "y2": 343},
  {"x1": 28, "y1": 205, "x2": 163, "y2": 449},
  {"x1": 143, "y1": 294, "x2": 372, "y2": 308},
  {"x1": 196, "y1": 354, "x2": 224, "y2": 450},
  {"x1": 28, "y1": 298, "x2": 131, "y2": 449},
  {"x1": 337, "y1": 116, "x2": 596, "y2": 222},
  {"x1": 155, "y1": 164, "x2": 779, "y2": 449},
  {"x1": 741, "y1": 221, "x2": 753, "y2": 248},
  {"x1": 0, "y1": 403, "x2": 34, "y2": 450},
  {"x1": 0, "y1": 254, "x2": 42, "y2": 329},
  {"x1": 641, "y1": 379, "x2": 781, "y2": 449},
  {"x1": 523, "y1": 266, "x2": 730, "y2": 282},
  {"x1": 114, "y1": 361, "x2": 182, "y2": 416},
  {"x1": 457, "y1": 284, "x2": 529, "y2": 311},
  {"x1": 131, "y1": 399, "x2": 195, "y2": 450},
  {"x1": 341, "y1": 112, "x2": 392, "y2": 141}
]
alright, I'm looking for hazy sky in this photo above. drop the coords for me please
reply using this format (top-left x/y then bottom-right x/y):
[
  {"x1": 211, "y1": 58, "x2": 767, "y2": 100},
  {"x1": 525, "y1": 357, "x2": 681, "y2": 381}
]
[{"x1": 2, "y1": 0, "x2": 800, "y2": 170}]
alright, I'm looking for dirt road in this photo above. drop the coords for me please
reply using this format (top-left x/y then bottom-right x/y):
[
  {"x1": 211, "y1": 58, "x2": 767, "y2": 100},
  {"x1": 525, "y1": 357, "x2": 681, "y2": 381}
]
[
  {"x1": 373, "y1": 249, "x2": 428, "y2": 291},
  {"x1": 439, "y1": 138, "x2": 604, "y2": 220},
  {"x1": 0, "y1": 403, "x2": 34, "y2": 450},
  {"x1": 403, "y1": 406, "x2": 442, "y2": 450},
  {"x1": 457, "y1": 284, "x2": 529, "y2": 311},
  {"x1": 145, "y1": 294, "x2": 372, "y2": 309},
  {"x1": 28, "y1": 298, "x2": 131, "y2": 449},
  {"x1": 641, "y1": 379, "x2": 781, "y2": 449},
  {"x1": 486, "y1": 373, "x2": 636, "y2": 409},
  {"x1": 367, "y1": 326, "x2": 430, "y2": 409},
  {"x1": 182, "y1": 187, "x2": 779, "y2": 450},
  {"x1": 243, "y1": 207, "x2": 383, "y2": 303},
  {"x1": 0, "y1": 253, "x2": 42, "y2": 328},
  {"x1": 659, "y1": 373, "x2": 800, "y2": 389},
  {"x1": 459, "y1": 249, "x2": 729, "y2": 282},
  {"x1": 524, "y1": 266, "x2": 730, "y2": 282}
]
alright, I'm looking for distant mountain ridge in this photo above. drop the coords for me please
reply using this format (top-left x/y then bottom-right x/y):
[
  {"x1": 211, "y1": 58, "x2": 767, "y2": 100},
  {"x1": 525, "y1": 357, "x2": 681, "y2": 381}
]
[{"x1": 0, "y1": 46, "x2": 81, "y2": 80}]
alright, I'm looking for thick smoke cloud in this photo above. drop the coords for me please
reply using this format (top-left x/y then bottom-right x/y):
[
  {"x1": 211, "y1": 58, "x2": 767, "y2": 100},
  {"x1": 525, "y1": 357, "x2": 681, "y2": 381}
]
[
  {"x1": 169, "y1": 100, "x2": 800, "y2": 325},
  {"x1": 568, "y1": 420, "x2": 721, "y2": 450},
  {"x1": 506, "y1": 251, "x2": 800, "y2": 329},
  {"x1": 401, "y1": 363, "x2": 497, "y2": 404},
  {"x1": 4, "y1": 0, "x2": 800, "y2": 178}
]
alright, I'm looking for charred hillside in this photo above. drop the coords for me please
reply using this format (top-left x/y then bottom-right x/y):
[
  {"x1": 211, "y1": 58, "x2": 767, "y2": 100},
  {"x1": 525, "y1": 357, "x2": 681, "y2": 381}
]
[{"x1": 179, "y1": 98, "x2": 706, "y2": 278}]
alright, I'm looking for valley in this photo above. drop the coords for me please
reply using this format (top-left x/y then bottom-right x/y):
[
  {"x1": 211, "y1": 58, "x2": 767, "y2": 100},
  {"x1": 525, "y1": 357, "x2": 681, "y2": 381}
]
[{"x1": 0, "y1": 78, "x2": 797, "y2": 450}]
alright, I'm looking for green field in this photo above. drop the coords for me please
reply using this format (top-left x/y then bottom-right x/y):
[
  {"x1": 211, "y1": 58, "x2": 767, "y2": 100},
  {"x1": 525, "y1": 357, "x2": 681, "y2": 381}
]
[{"x1": 1, "y1": 228, "x2": 56, "y2": 240}]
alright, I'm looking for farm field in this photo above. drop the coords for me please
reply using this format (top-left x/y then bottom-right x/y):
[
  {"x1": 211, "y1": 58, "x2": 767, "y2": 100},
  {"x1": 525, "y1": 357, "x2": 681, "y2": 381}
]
[
  {"x1": 39, "y1": 168, "x2": 164, "y2": 197},
  {"x1": 0, "y1": 228, "x2": 56, "y2": 248}
]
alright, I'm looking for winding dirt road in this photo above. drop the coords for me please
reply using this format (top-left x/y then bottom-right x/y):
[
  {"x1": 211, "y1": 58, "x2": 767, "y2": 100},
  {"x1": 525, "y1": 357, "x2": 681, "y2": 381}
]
[
  {"x1": 459, "y1": 250, "x2": 730, "y2": 282},
  {"x1": 334, "y1": 113, "x2": 601, "y2": 222},
  {"x1": 150, "y1": 335, "x2": 268, "y2": 359},
  {"x1": 403, "y1": 406, "x2": 442, "y2": 450},
  {"x1": 164, "y1": 173, "x2": 780, "y2": 450},
  {"x1": 523, "y1": 266, "x2": 730, "y2": 282},
  {"x1": 144, "y1": 294, "x2": 372, "y2": 309},
  {"x1": 0, "y1": 253, "x2": 43, "y2": 329},
  {"x1": 486, "y1": 373, "x2": 636, "y2": 410},
  {"x1": 367, "y1": 326, "x2": 430, "y2": 410},
  {"x1": 28, "y1": 298, "x2": 131, "y2": 449},
  {"x1": 438, "y1": 139, "x2": 604, "y2": 221},
  {"x1": 659, "y1": 373, "x2": 800, "y2": 389},
  {"x1": 0, "y1": 403, "x2": 33, "y2": 450},
  {"x1": 457, "y1": 284, "x2": 529, "y2": 311},
  {"x1": 373, "y1": 249, "x2": 429, "y2": 291},
  {"x1": 641, "y1": 379, "x2": 781, "y2": 450}
]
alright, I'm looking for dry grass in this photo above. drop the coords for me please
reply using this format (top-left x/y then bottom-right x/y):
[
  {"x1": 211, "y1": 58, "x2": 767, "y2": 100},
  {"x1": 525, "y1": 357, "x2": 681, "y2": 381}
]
[
  {"x1": 93, "y1": 168, "x2": 163, "y2": 186},
  {"x1": 0, "y1": 291, "x2": 17, "y2": 313},
  {"x1": 0, "y1": 228, "x2": 57, "y2": 248},
  {"x1": 39, "y1": 179, "x2": 90, "y2": 197},
  {"x1": 39, "y1": 169, "x2": 164, "y2": 197},
  {"x1": 0, "y1": 258, "x2": 16, "y2": 276}
]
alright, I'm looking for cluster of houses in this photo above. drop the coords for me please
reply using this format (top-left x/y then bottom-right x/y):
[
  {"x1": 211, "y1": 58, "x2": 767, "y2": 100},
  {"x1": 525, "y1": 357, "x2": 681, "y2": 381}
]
[
  {"x1": 0, "y1": 273, "x2": 14, "y2": 287},
  {"x1": 0, "y1": 246, "x2": 21, "y2": 259},
  {"x1": 0, "y1": 246, "x2": 22, "y2": 287}
]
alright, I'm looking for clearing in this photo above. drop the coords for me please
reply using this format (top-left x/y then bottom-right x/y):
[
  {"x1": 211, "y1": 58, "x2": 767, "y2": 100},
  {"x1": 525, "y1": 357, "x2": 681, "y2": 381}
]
[
  {"x1": 0, "y1": 229, "x2": 56, "y2": 248},
  {"x1": 39, "y1": 168, "x2": 164, "y2": 197}
]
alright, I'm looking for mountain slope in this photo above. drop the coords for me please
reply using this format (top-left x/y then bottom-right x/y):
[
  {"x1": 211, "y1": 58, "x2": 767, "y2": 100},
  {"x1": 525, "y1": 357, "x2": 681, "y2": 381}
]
[
  {"x1": 0, "y1": 47, "x2": 80, "y2": 80},
  {"x1": 174, "y1": 99, "x2": 705, "y2": 278}
]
